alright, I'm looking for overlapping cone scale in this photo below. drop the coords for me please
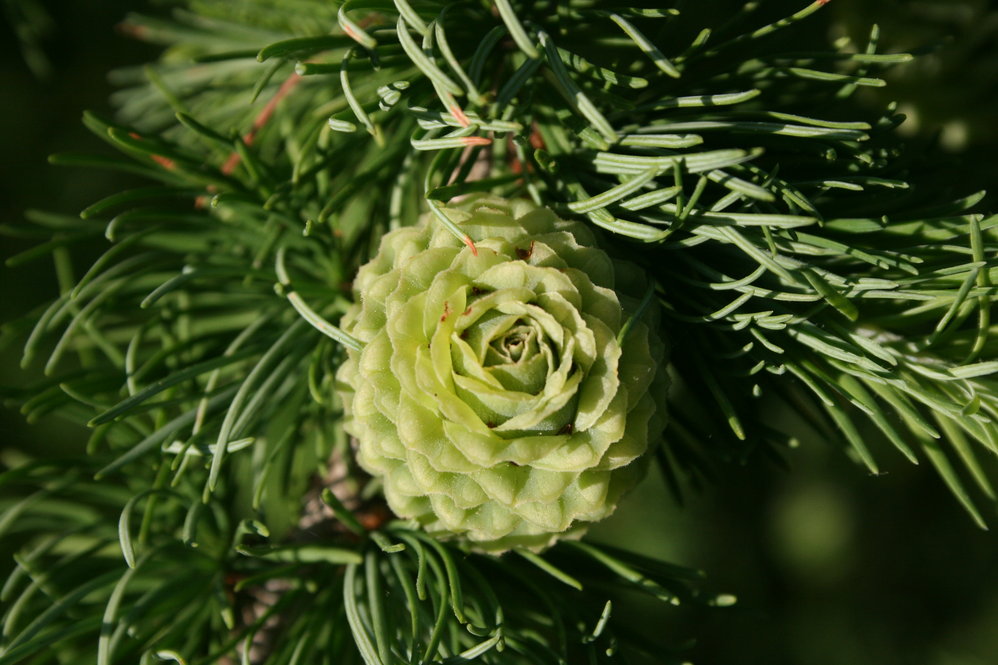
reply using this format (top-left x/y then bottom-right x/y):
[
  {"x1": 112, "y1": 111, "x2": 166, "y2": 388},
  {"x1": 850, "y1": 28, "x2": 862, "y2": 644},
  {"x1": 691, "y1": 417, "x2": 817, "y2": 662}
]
[{"x1": 336, "y1": 197, "x2": 668, "y2": 553}]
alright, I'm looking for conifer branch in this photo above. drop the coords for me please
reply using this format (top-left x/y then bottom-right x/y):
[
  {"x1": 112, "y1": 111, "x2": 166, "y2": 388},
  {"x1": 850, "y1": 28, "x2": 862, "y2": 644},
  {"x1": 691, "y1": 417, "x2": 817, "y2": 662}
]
[{"x1": 2, "y1": 1, "x2": 995, "y2": 663}]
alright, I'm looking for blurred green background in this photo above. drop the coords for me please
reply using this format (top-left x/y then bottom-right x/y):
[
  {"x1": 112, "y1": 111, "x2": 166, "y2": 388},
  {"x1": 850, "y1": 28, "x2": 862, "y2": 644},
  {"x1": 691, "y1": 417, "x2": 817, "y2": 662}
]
[{"x1": 2, "y1": 2, "x2": 997, "y2": 664}]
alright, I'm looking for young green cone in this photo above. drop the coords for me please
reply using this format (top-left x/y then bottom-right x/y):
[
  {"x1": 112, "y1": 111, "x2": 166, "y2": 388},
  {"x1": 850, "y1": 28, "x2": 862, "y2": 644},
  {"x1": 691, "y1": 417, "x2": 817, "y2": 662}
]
[{"x1": 336, "y1": 197, "x2": 667, "y2": 552}]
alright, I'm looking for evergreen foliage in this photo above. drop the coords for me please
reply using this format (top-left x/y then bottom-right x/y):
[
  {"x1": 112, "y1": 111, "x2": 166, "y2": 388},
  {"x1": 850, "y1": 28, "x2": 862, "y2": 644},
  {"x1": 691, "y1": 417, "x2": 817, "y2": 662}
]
[{"x1": 1, "y1": 1, "x2": 995, "y2": 663}]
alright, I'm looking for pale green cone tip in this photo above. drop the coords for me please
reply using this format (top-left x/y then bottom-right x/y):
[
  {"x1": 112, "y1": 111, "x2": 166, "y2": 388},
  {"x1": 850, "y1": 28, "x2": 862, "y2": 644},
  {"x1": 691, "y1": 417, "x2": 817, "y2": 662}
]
[{"x1": 335, "y1": 197, "x2": 669, "y2": 553}]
